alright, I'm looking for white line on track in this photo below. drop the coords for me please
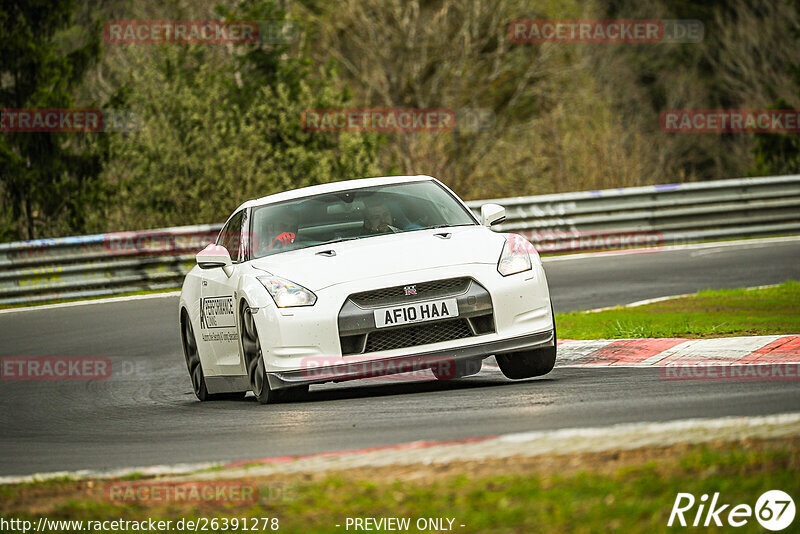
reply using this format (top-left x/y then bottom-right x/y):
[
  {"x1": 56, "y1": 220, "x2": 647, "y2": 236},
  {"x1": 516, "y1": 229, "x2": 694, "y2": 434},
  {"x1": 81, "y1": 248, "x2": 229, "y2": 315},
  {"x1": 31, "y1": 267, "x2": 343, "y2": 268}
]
[
  {"x1": 583, "y1": 284, "x2": 781, "y2": 313},
  {"x1": 542, "y1": 235, "x2": 800, "y2": 263},
  {"x1": 0, "y1": 291, "x2": 180, "y2": 315}
]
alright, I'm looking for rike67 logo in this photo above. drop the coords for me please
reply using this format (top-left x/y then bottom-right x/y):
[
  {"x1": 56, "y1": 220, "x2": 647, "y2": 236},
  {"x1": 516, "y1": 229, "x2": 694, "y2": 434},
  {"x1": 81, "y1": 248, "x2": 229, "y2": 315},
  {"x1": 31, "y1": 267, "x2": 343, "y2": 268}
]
[{"x1": 668, "y1": 490, "x2": 795, "y2": 531}]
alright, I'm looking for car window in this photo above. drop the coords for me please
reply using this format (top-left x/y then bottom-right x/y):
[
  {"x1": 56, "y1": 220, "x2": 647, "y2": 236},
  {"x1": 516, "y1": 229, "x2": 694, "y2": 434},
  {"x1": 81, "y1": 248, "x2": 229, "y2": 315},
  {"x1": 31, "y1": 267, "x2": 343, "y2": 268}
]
[
  {"x1": 250, "y1": 181, "x2": 476, "y2": 259},
  {"x1": 216, "y1": 210, "x2": 245, "y2": 262}
]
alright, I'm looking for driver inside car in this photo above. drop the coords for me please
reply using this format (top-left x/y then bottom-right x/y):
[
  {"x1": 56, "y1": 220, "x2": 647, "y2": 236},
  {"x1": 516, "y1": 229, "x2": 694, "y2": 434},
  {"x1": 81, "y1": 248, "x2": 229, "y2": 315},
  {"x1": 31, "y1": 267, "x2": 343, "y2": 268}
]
[{"x1": 364, "y1": 203, "x2": 400, "y2": 234}]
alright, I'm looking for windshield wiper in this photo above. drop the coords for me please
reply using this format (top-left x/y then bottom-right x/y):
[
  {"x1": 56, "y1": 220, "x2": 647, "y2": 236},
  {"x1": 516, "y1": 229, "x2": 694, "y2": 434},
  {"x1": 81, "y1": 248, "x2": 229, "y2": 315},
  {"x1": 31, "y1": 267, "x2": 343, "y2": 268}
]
[
  {"x1": 314, "y1": 236, "x2": 361, "y2": 247},
  {"x1": 424, "y1": 223, "x2": 474, "y2": 230}
]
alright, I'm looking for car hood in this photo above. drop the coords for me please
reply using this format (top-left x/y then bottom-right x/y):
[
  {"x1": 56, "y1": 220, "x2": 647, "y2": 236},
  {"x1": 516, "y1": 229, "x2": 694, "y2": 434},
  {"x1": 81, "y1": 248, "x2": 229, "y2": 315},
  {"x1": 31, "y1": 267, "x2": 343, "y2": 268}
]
[{"x1": 249, "y1": 226, "x2": 507, "y2": 291}]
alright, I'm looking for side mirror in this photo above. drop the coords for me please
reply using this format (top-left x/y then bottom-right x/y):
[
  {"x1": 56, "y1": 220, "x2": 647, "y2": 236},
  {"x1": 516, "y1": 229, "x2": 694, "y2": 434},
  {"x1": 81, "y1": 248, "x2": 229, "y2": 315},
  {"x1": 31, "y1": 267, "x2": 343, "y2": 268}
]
[
  {"x1": 480, "y1": 203, "x2": 506, "y2": 227},
  {"x1": 196, "y1": 244, "x2": 233, "y2": 271}
]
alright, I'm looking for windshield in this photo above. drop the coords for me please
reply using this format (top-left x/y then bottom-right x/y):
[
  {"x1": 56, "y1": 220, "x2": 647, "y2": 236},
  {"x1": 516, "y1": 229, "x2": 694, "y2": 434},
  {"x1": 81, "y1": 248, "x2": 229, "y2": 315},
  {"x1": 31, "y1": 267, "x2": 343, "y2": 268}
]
[{"x1": 249, "y1": 180, "x2": 476, "y2": 259}]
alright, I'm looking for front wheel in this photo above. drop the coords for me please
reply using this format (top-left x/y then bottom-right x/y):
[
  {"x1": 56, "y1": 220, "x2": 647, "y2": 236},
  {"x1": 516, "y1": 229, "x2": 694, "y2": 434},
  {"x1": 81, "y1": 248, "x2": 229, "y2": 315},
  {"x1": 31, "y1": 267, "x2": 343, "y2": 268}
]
[
  {"x1": 496, "y1": 312, "x2": 557, "y2": 379},
  {"x1": 181, "y1": 312, "x2": 244, "y2": 401},
  {"x1": 241, "y1": 304, "x2": 281, "y2": 404},
  {"x1": 431, "y1": 358, "x2": 482, "y2": 380},
  {"x1": 496, "y1": 346, "x2": 556, "y2": 379}
]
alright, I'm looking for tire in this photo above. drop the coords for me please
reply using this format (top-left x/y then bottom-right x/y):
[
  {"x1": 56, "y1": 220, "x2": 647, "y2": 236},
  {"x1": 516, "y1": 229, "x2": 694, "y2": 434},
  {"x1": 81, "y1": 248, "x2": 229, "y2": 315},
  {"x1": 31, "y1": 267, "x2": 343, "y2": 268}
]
[
  {"x1": 496, "y1": 311, "x2": 557, "y2": 379},
  {"x1": 241, "y1": 303, "x2": 281, "y2": 404},
  {"x1": 181, "y1": 311, "x2": 245, "y2": 401},
  {"x1": 431, "y1": 358, "x2": 482, "y2": 380}
]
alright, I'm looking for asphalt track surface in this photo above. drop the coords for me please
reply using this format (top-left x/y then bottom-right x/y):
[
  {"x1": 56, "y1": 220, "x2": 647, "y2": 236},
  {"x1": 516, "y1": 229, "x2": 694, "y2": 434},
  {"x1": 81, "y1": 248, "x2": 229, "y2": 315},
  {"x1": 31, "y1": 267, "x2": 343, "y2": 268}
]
[{"x1": 1, "y1": 239, "x2": 799, "y2": 476}]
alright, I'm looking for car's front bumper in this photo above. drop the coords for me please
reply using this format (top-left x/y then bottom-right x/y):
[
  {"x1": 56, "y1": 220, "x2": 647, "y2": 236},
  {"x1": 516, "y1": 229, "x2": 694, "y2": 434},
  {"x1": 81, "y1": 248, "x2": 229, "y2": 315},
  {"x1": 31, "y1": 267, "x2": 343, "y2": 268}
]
[
  {"x1": 265, "y1": 328, "x2": 554, "y2": 389},
  {"x1": 253, "y1": 263, "x2": 553, "y2": 375}
]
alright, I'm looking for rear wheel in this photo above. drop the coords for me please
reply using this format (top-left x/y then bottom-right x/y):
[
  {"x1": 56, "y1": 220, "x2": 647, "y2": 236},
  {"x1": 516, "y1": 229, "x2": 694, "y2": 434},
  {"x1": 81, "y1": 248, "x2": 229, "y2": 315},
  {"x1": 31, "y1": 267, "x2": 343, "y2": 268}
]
[
  {"x1": 181, "y1": 312, "x2": 244, "y2": 401},
  {"x1": 496, "y1": 312, "x2": 557, "y2": 379},
  {"x1": 241, "y1": 304, "x2": 281, "y2": 404}
]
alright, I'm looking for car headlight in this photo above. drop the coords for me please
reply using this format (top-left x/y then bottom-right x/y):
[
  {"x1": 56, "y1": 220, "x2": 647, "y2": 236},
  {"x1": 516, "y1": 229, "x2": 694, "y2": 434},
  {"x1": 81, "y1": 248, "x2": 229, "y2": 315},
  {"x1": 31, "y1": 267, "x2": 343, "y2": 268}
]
[
  {"x1": 497, "y1": 234, "x2": 534, "y2": 276},
  {"x1": 257, "y1": 275, "x2": 317, "y2": 307}
]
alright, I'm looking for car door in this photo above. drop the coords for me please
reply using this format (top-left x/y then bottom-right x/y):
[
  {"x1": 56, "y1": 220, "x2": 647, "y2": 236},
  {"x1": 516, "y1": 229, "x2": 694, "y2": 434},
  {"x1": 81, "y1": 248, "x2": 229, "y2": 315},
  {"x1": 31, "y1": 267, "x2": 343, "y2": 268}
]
[{"x1": 199, "y1": 209, "x2": 248, "y2": 376}]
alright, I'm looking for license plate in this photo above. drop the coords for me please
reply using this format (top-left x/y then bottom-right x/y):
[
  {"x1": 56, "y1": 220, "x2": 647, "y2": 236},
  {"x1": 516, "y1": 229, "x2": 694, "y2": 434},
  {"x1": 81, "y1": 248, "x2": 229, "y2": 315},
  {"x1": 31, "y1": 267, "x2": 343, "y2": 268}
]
[{"x1": 374, "y1": 298, "x2": 459, "y2": 328}]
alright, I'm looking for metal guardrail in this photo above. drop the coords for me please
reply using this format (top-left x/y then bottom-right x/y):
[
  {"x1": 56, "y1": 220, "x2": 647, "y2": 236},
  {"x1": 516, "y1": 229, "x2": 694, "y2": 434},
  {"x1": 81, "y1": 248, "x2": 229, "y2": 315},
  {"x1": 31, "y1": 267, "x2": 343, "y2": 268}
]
[
  {"x1": 0, "y1": 225, "x2": 222, "y2": 306},
  {"x1": 1, "y1": 175, "x2": 799, "y2": 306},
  {"x1": 466, "y1": 174, "x2": 800, "y2": 252}
]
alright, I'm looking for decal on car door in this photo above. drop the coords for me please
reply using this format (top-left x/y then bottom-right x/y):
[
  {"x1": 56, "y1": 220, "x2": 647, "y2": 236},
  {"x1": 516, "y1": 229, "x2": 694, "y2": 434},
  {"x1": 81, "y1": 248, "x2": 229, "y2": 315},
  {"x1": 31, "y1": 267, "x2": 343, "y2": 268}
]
[
  {"x1": 200, "y1": 296, "x2": 235, "y2": 329},
  {"x1": 199, "y1": 295, "x2": 237, "y2": 343}
]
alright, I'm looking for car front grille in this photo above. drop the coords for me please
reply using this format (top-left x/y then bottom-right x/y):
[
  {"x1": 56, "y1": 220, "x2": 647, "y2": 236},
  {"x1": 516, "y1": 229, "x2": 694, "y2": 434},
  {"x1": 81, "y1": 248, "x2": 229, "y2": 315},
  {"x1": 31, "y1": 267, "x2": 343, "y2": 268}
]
[
  {"x1": 339, "y1": 312, "x2": 495, "y2": 355},
  {"x1": 338, "y1": 277, "x2": 495, "y2": 355},
  {"x1": 363, "y1": 318, "x2": 474, "y2": 353},
  {"x1": 349, "y1": 277, "x2": 471, "y2": 308}
]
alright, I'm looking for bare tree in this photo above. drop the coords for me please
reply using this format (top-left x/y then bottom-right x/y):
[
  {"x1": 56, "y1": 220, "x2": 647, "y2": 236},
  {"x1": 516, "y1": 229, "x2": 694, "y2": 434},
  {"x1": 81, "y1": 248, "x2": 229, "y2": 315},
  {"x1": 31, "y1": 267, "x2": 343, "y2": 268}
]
[{"x1": 302, "y1": 0, "x2": 587, "y2": 195}]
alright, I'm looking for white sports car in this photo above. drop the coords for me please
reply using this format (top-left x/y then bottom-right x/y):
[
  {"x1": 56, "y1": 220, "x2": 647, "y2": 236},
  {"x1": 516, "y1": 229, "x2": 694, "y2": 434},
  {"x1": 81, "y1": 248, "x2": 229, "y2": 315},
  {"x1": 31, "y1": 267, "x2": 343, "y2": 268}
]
[{"x1": 179, "y1": 175, "x2": 556, "y2": 403}]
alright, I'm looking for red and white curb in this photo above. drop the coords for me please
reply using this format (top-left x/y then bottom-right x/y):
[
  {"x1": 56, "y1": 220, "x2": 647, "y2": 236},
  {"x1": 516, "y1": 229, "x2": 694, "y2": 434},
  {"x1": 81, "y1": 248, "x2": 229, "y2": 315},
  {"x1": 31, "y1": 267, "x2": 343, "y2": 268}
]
[
  {"x1": 555, "y1": 335, "x2": 800, "y2": 367},
  {"x1": 4, "y1": 412, "x2": 799, "y2": 485},
  {"x1": 2, "y1": 335, "x2": 798, "y2": 485},
  {"x1": 165, "y1": 413, "x2": 800, "y2": 481},
  {"x1": 382, "y1": 335, "x2": 800, "y2": 380}
]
